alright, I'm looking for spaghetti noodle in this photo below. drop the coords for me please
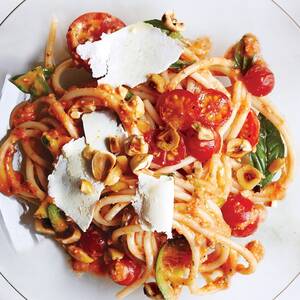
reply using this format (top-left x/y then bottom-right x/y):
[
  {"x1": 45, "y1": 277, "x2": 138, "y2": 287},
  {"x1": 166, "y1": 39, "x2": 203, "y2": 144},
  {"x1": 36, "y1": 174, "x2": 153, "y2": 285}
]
[{"x1": 0, "y1": 11, "x2": 294, "y2": 300}]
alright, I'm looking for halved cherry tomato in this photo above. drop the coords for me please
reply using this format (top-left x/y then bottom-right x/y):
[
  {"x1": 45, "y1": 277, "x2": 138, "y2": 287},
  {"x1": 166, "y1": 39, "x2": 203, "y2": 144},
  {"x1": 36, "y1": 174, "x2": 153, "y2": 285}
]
[
  {"x1": 221, "y1": 193, "x2": 263, "y2": 237},
  {"x1": 145, "y1": 129, "x2": 187, "y2": 166},
  {"x1": 108, "y1": 257, "x2": 142, "y2": 286},
  {"x1": 243, "y1": 63, "x2": 275, "y2": 97},
  {"x1": 238, "y1": 110, "x2": 260, "y2": 147},
  {"x1": 78, "y1": 224, "x2": 107, "y2": 258},
  {"x1": 198, "y1": 89, "x2": 232, "y2": 128},
  {"x1": 157, "y1": 89, "x2": 200, "y2": 130},
  {"x1": 183, "y1": 126, "x2": 221, "y2": 162},
  {"x1": 66, "y1": 12, "x2": 125, "y2": 67}
]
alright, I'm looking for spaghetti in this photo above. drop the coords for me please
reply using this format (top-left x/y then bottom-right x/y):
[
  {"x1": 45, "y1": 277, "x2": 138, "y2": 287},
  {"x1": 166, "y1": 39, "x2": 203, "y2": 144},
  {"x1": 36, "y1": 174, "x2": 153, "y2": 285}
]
[{"x1": 0, "y1": 11, "x2": 294, "y2": 300}]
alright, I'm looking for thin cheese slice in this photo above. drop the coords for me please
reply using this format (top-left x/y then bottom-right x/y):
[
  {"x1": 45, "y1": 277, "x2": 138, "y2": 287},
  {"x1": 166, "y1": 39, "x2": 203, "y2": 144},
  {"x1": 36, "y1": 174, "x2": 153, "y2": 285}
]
[
  {"x1": 132, "y1": 173, "x2": 174, "y2": 237},
  {"x1": 48, "y1": 138, "x2": 104, "y2": 231},
  {"x1": 82, "y1": 110, "x2": 126, "y2": 152},
  {"x1": 76, "y1": 22, "x2": 183, "y2": 87}
]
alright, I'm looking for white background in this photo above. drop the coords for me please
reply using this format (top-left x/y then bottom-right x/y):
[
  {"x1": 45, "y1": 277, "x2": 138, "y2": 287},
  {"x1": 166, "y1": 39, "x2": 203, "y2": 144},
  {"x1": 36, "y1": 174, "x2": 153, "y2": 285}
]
[{"x1": 0, "y1": 0, "x2": 299, "y2": 299}]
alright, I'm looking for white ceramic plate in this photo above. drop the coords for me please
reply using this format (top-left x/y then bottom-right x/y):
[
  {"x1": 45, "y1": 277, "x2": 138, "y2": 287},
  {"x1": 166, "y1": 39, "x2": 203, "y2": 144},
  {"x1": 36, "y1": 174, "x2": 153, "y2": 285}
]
[{"x1": 0, "y1": 0, "x2": 300, "y2": 299}]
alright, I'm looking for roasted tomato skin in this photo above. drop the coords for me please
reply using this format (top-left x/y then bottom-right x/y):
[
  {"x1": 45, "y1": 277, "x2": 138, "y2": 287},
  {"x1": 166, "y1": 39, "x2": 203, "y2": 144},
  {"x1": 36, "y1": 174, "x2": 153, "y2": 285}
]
[
  {"x1": 145, "y1": 129, "x2": 187, "y2": 166},
  {"x1": 66, "y1": 12, "x2": 125, "y2": 67},
  {"x1": 157, "y1": 89, "x2": 201, "y2": 130},
  {"x1": 183, "y1": 127, "x2": 221, "y2": 162},
  {"x1": 78, "y1": 224, "x2": 107, "y2": 258},
  {"x1": 198, "y1": 89, "x2": 232, "y2": 128},
  {"x1": 238, "y1": 110, "x2": 260, "y2": 147},
  {"x1": 243, "y1": 63, "x2": 275, "y2": 97},
  {"x1": 108, "y1": 257, "x2": 142, "y2": 286},
  {"x1": 221, "y1": 193, "x2": 263, "y2": 237}
]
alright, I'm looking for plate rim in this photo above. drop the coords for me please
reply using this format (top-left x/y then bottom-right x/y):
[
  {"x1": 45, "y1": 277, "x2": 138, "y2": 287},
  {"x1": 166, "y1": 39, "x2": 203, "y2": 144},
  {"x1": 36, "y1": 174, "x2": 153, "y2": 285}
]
[{"x1": 0, "y1": 1, "x2": 299, "y2": 299}]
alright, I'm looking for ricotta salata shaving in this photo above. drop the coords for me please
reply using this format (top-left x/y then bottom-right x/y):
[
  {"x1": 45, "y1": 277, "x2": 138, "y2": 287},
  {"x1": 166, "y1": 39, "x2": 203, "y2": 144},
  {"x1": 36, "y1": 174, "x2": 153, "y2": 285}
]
[
  {"x1": 48, "y1": 138, "x2": 104, "y2": 231},
  {"x1": 76, "y1": 22, "x2": 183, "y2": 87},
  {"x1": 132, "y1": 173, "x2": 174, "y2": 238}
]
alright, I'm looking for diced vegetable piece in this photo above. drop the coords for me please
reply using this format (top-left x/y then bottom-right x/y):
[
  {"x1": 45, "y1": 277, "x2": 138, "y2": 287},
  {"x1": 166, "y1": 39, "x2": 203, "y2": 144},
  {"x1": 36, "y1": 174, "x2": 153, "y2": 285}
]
[
  {"x1": 156, "y1": 238, "x2": 192, "y2": 300},
  {"x1": 47, "y1": 204, "x2": 68, "y2": 233},
  {"x1": 10, "y1": 66, "x2": 52, "y2": 97}
]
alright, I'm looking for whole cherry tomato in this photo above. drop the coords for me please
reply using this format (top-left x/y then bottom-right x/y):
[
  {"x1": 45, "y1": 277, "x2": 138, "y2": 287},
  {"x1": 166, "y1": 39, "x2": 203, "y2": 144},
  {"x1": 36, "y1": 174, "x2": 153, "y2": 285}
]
[
  {"x1": 243, "y1": 63, "x2": 275, "y2": 97},
  {"x1": 66, "y1": 12, "x2": 125, "y2": 67}
]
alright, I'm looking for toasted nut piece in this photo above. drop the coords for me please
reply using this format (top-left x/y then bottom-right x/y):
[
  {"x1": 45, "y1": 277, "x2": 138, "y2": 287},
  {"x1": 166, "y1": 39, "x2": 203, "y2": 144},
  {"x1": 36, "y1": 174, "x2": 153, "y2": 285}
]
[
  {"x1": 69, "y1": 103, "x2": 96, "y2": 119},
  {"x1": 67, "y1": 245, "x2": 94, "y2": 263},
  {"x1": 116, "y1": 155, "x2": 129, "y2": 172},
  {"x1": 268, "y1": 158, "x2": 285, "y2": 173},
  {"x1": 130, "y1": 154, "x2": 153, "y2": 173},
  {"x1": 108, "y1": 247, "x2": 124, "y2": 260},
  {"x1": 80, "y1": 179, "x2": 94, "y2": 195},
  {"x1": 108, "y1": 136, "x2": 121, "y2": 154},
  {"x1": 105, "y1": 165, "x2": 122, "y2": 186},
  {"x1": 144, "y1": 282, "x2": 163, "y2": 299},
  {"x1": 110, "y1": 181, "x2": 129, "y2": 192},
  {"x1": 116, "y1": 86, "x2": 128, "y2": 99},
  {"x1": 148, "y1": 74, "x2": 166, "y2": 93},
  {"x1": 189, "y1": 37, "x2": 211, "y2": 58},
  {"x1": 82, "y1": 145, "x2": 95, "y2": 160},
  {"x1": 92, "y1": 151, "x2": 116, "y2": 181},
  {"x1": 246, "y1": 240, "x2": 264, "y2": 262},
  {"x1": 124, "y1": 135, "x2": 149, "y2": 156},
  {"x1": 34, "y1": 219, "x2": 55, "y2": 235},
  {"x1": 157, "y1": 127, "x2": 180, "y2": 151},
  {"x1": 243, "y1": 33, "x2": 260, "y2": 57},
  {"x1": 236, "y1": 164, "x2": 264, "y2": 190},
  {"x1": 227, "y1": 138, "x2": 252, "y2": 158},
  {"x1": 127, "y1": 95, "x2": 145, "y2": 118},
  {"x1": 162, "y1": 11, "x2": 185, "y2": 32}
]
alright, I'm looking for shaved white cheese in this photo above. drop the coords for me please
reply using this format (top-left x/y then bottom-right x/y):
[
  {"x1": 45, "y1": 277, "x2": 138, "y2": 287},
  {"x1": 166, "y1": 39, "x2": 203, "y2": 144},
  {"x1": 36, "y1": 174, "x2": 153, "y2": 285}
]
[
  {"x1": 48, "y1": 138, "x2": 104, "y2": 231},
  {"x1": 76, "y1": 22, "x2": 183, "y2": 87},
  {"x1": 82, "y1": 110, "x2": 126, "y2": 152},
  {"x1": 132, "y1": 173, "x2": 174, "y2": 237}
]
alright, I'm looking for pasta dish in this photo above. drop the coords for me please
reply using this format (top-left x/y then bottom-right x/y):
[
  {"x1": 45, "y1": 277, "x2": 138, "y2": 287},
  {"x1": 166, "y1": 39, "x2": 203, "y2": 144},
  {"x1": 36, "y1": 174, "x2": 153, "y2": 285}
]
[{"x1": 0, "y1": 11, "x2": 294, "y2": 299}]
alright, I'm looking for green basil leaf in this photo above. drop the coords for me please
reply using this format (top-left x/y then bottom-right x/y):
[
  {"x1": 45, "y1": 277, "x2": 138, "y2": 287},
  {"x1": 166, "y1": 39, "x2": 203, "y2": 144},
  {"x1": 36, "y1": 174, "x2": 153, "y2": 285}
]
[
  {"x1": 144, "y1": 19, "x2": 182, "y2": 39},
  {"x1": 169, "y1": 59, "x2": 193, "y2": 71},
  {"x1": 125, "y1": 91, "x2": 134, "y2": 101},
  {"x1": 249, "y1": 113, "x2": 285, "y2": 188},
  {"x1": 145, "y1": 19, "x2": 170, "y2": 33},
  {"x1": 233, "y1": 38, "x2": 254, "y2": 74}
]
